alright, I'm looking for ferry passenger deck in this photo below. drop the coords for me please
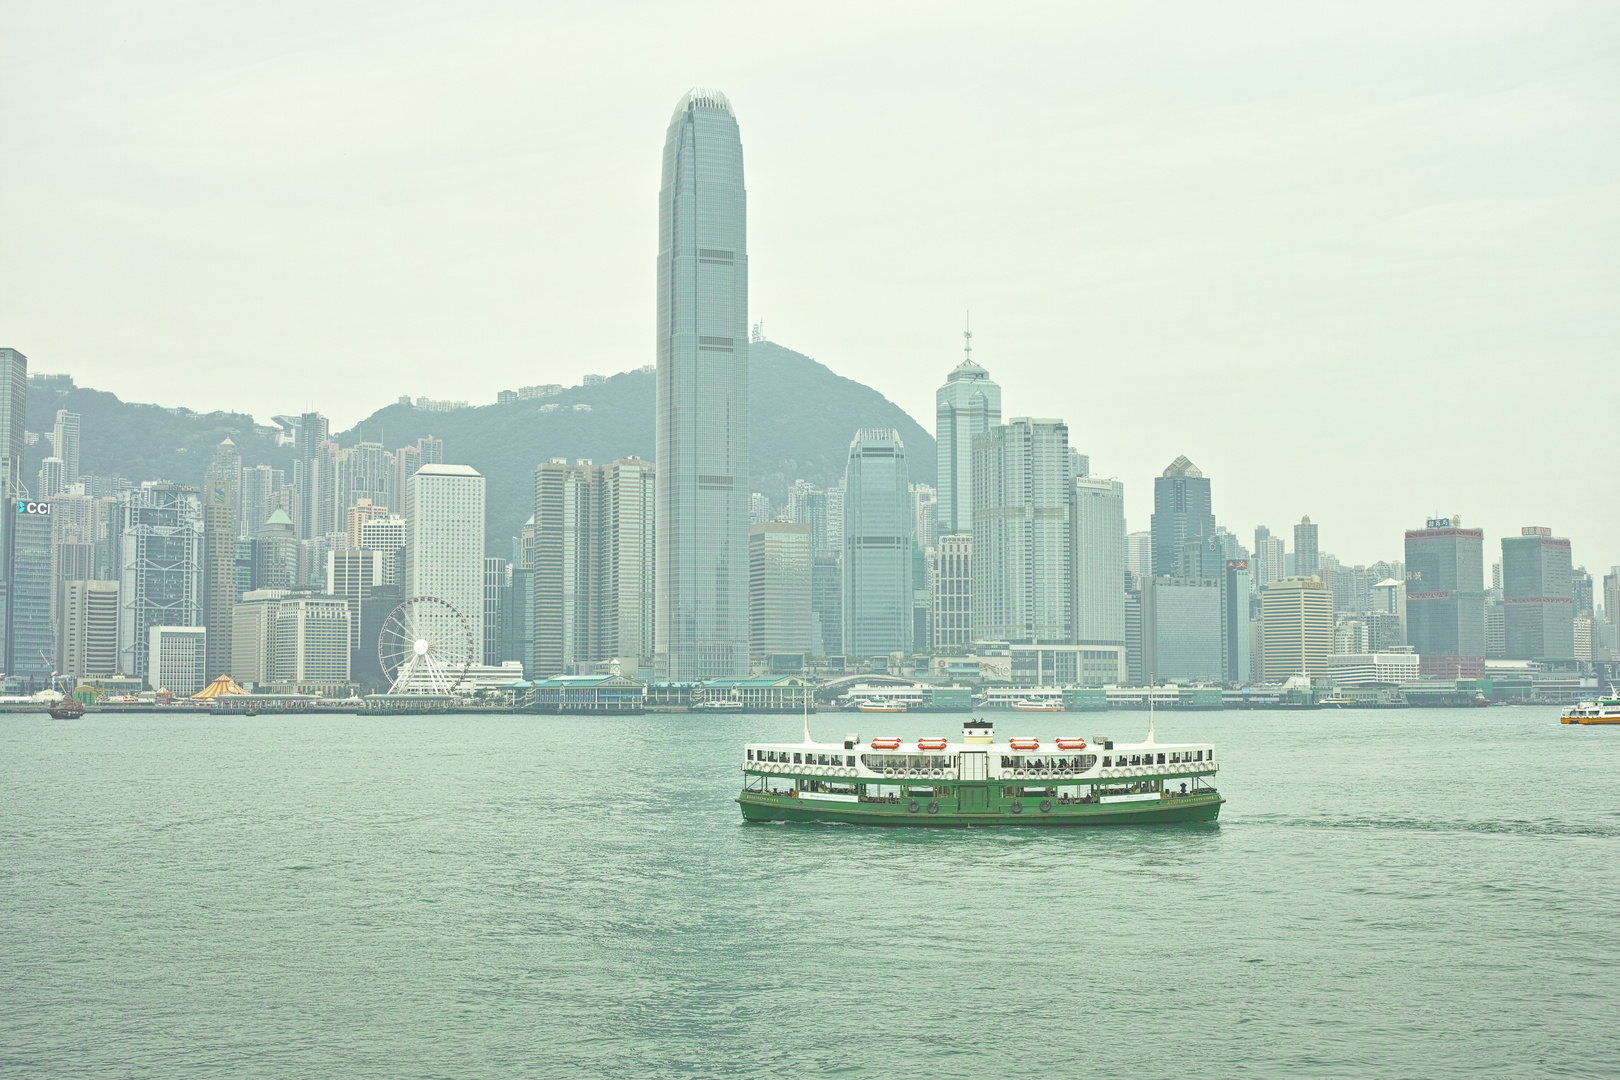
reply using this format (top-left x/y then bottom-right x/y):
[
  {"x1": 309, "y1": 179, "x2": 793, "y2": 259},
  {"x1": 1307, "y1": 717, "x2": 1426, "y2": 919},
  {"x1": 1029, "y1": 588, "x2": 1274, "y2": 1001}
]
[{"x1": 738, "y1": 720, "x2": 1223, "y2": 826}]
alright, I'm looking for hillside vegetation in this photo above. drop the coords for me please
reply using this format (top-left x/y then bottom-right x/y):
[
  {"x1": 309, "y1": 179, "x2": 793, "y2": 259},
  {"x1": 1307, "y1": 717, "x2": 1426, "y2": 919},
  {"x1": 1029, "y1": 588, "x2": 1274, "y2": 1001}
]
[{"x1": 26, "y1": 342, "x2": 934, "y2": 548}]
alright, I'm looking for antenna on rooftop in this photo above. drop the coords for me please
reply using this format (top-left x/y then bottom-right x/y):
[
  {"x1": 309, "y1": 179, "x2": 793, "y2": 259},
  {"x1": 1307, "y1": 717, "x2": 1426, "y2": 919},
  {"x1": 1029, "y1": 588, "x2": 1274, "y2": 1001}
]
[{"x1": 963, "y1": 311, "x2": 973, "y2": 362}]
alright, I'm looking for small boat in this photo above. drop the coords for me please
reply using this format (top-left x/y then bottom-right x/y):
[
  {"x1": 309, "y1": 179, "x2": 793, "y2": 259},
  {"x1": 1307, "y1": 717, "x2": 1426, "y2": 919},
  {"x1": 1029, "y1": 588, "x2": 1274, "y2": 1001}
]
[
  {"x1": 48, "y1": 698, "x2": 86, "y2": 720},
  {"x1": 1561, "y1": 698, "x2": 1620, "y2": 725},
  {"x1": 858, "y1": 697, "x2": 907, "y2": 713},
  {"x1": 1012, "y1": 697, "x2": 1064, "y2": 712}
]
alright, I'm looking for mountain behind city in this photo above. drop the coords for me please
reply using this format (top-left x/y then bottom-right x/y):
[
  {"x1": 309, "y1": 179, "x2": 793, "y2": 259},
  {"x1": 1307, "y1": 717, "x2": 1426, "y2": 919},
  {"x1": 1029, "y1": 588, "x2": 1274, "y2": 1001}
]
[{"x1": 22, "y1": 340, "x2": 935, "y2": 545}]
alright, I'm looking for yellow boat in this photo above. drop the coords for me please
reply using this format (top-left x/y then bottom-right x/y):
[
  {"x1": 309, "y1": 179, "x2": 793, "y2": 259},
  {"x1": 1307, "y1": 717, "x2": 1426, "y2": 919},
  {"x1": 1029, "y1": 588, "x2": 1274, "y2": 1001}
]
[{"x1": 1561, "y1": 698, "x2": 1620, "y2": 724}]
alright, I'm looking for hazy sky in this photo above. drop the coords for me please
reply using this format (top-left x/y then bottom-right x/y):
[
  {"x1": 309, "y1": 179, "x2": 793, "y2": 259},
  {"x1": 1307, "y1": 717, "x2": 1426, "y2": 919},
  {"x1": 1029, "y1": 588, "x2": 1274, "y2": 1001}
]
[{"x1": 2, "y1": 2, "x2": 1615, "y2": 572}]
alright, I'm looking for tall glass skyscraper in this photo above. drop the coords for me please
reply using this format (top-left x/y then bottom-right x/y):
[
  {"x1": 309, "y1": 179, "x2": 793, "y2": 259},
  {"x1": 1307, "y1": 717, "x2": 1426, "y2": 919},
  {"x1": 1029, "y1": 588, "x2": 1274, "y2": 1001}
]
[
  {"x1": 1150, "y1": 455, "x2": 1213, "y2": 579},
  {"x1": 1502, "y1": 526, "x2": 1574, "y2": 661},
  {"x1": 843, "y1": 429, "x2": 912, "y2": 658},
  {"x1": 655, "y1": 89, "x2": 750, "y2": 681},
  {"x1": 1404, "y1": 519, "x2": 1485, "y2": 678},
  {"x1": 935, "y1": 351, "x2": 1000, "y2": 536}
]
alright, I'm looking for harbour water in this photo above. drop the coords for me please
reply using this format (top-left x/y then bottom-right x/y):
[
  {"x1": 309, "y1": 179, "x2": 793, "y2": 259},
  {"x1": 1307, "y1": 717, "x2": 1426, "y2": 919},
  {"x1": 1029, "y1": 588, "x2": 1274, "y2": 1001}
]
[{"x1": 2, "y1": 706, "x2": 1617, "y2": 1078}]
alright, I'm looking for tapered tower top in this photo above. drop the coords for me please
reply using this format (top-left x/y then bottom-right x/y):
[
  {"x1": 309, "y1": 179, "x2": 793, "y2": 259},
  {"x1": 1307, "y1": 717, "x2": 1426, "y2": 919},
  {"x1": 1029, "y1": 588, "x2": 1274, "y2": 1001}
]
[{"x1": 671, "y1": 88, "x2": 734, "y2": 121}]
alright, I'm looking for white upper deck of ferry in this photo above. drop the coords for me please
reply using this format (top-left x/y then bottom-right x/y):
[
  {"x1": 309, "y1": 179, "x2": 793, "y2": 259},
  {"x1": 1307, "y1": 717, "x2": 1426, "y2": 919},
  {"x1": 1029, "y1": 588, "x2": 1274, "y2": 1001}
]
[{"x1": 744, "y1": 721, "x2": 1216, "y2": 784}]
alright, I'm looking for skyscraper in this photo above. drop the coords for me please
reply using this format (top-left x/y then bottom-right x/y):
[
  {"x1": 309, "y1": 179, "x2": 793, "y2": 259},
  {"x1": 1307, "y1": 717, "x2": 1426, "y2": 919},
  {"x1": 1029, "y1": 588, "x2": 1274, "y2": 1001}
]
[
  {"x1": 843, "y1": 429, "x2": 912, "y2": 658},
  {"x1": 0, "y1": 348, "x2": 27, "y2": 675},
  {"x1": 1502, "y1": 526, "x2": 1574, "y2": 661},
  {"x1": 1253, "y1": 526, "x2": 1286, "y2": 589},
  {"x1": 10, "y1": 501, "x2": 54, "y2": 688},
  {"x1": 1151, "y1": 455, "x2": 1213, "y2": 584},
  {"x1": 1143, "y1": 576, "x2": 1222, "y2": 682},
  {"x1": 405, "y1": 464, "x2": 485, "y2": 664},
  {"x1": 1260, "y1": 576, "x2": 1334, "y2": 680},
  {"x1": 253, "y1": 509, "x2": 299, "y2": 590},
  {"x1": 484, "y1": 557, "x2": 510, "y2": 667},
  {"x1": 56, "y1": 578, "x2": 118, "y2": 683},
  {"x1": 932, "y1": 534, "x2": 972, "y2": 652},
  {"x1": 37, "y1": 458, "x2": 65, "y2": 499},
  {"x1": 338, "y1": 442, "x2": 394, "y2": 519},
  {"x1": 654, "y1": 88, "x2": 749, "y2": 681},
  {"x1": 294, "y1": 412, "x2": 331, "y2": 541},
  {"x1": 531, "y1": 457, "x2": 657, "y2": 677},
  {"x1": 749, "y1": 523, "x2": 812, "y2": 661},
  {"x1": 597, "y1": 458, "x2": 656, "y2": 670},
  {"x1": 1124, "y1": 531, "x2": 1152, "y2": 575},
  {"x1": 810, "y1": 553, "x2": 842, "y2": 657},
  {"x1": 934, "y1": 340, "x2": 1001, "y2": 536},
  {"x1": 201, "y1": 470, "x2": 236, "y2": 680},
  {"x1": 971, "y1": 418, "x2": 1071, "y2": 644},
  {"x1": 1293, "y1": 516, "x2": 1320, "y2": 579},
  {"x1": 52, "y1": 410, "x2": 81, "y2": 486},
  {"x1": 1404, "y1": 517, "x2": 1485, "y2": 678},
  {"x1": 1222, "y1": 559, "x2": 1253, "y2": 683},
  {"x1": 118, "y1": 483, "x2": 203, "y2": 683},
  {"x1": 532, "y1": 459, "x2": 597, "y2": 677},
  {"x1": 1070, "y1": 476, "x2": 1125, "y2": 650},
  {"x1": 239, "y1": 465, "x2": 283, "y2": 537}
]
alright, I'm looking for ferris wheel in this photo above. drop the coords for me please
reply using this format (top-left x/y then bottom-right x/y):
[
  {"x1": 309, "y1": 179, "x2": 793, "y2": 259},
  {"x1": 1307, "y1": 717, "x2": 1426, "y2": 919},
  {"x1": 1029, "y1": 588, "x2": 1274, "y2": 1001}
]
[{"x1": 377, "y1": 596, "x2": 475, "y2": 695}]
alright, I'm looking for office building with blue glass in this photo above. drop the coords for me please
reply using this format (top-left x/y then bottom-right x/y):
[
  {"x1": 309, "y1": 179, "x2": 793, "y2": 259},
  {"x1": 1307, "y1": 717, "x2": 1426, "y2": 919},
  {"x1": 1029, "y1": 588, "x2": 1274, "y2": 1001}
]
[{"x1": 843, "y1": 429, "x2": 912, "y2": 658}]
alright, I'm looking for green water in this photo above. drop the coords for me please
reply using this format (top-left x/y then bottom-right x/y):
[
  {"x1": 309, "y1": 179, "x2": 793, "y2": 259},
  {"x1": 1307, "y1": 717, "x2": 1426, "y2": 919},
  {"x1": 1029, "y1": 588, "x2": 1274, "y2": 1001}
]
[{"x1": 2, "y1": 706, "x2": 1616, "y2": 1078}]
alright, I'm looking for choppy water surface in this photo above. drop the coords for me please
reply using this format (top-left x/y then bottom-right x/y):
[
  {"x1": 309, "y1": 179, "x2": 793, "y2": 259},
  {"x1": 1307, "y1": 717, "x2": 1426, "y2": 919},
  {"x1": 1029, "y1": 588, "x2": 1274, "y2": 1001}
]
[{"x1": 2, "y1": 706, "x2": 1617, "y2": 1078}]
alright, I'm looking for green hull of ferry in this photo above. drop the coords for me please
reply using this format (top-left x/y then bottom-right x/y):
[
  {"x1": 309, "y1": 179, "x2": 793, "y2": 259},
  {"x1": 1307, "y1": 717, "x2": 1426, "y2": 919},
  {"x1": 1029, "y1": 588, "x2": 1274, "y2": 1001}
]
[{"x1": 739, "y1": 787, "x2": 1223, "y2": 827}]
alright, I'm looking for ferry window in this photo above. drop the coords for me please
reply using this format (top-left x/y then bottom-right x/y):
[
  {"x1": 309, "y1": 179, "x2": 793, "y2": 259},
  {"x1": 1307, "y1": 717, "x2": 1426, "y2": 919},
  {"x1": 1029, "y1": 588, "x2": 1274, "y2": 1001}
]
[
  {"x1": 793, "y1": 753, "x2": 802, "y2": 764},
  {"x1": 1157, "y1": 754, "x2": 1165, "y2": 764},
  {"x1": 1207, "y1": 750, "x2": 1214, "y2": 760},
  {"x1": 1195, "y1": 751, "x2": 1202, "y2": 761},
  {"x1": 846, "y1": 756, "x2": 855, "y2": 766},
  {"x1": 747, "y1": 750, "x2": 754, "y2": 760},
  {"x1": 1102, "y1": 757, "x2": 1111, "y2": 767}
]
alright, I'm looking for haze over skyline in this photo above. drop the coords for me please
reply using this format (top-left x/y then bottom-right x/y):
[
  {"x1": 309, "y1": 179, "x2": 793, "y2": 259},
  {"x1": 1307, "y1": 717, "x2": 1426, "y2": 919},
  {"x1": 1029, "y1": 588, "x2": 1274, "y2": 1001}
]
[{"x1": 1, "y1": 1, "x2": 1614, "y2": 567}]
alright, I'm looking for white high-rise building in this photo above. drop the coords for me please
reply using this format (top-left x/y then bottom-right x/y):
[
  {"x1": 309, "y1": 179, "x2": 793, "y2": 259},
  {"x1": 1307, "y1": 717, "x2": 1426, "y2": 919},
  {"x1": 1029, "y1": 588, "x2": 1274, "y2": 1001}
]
[
  {"x1": 934, "y1": 342, "x2": 1001, "y2": 537},
  {"x1": 405, "y1": 464, "x2": 486, "y2": 663},
  {"x1": 53, "y1": 410, "x2": 81, "y2": 485},
  {"x1": 1071, "y1": 476, "x2": 1126, "y2": 649},
  {"x1": 910, "y1": 484, "x2": 938, "y2": 551},
  {"x1": 1125, "y1": 531, "x2": 1152, "y2": 575},
  {"x1": 119, "y1": 482, "x2": 203, "y2": 683},
  {"x1": 971, "y1": 418, "x2": 1071, "y2": 645},
  {"x1": 148, "y1": 624, "x2": 206, "y2": 695}
]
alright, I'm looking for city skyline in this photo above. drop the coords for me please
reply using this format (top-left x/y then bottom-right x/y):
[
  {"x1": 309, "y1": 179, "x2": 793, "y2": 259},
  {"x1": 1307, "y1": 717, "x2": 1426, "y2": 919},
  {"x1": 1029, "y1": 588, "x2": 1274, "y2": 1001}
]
[{"x1": 1, "y1": 5, "x2": 1613, "y2": 571}]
